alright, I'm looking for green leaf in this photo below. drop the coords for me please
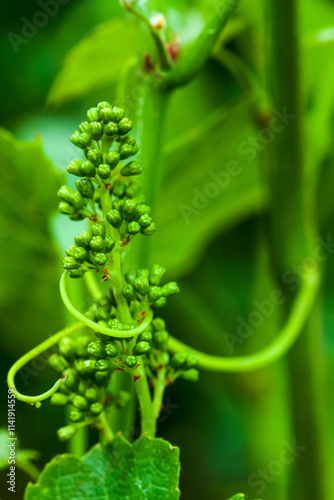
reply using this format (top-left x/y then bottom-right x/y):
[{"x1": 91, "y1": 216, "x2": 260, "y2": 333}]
[
  {"x1": 153, "y1": 101, "x2": 266, "y2": 276},
  {"x1": 25, "y1": 434, "x2": 180, "y2": 500},
  {"x1": 47, "y1": 18, "x2": 139, "y2": 109},
  {"x1": 0, "y1": 128, "x2": 63, "y2": 355}
]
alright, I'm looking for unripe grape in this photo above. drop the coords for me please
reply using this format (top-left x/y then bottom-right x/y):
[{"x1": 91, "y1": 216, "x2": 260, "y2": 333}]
[
  {"x1": 97, "y1": 164, "x2": 111, "y2": 180},
  {"x1": 121, "y1": 161, "x2": 142, "y2": 177},
  {"x1": 127, "y1": 221, "x2": 141, "y2": 235},
  {"x1": 105, "y1": 122, "x2": 118, "y2": 135},
  {"x1": 106, "y1": 209, "x2": 122, "y2": 228},
  {"x1": 124, "y1": 355, "x2": 137, "y2": 368},
  {"x1": 118, "y1": 118, "x2": 132, "y2": 135},
  {"x1": 90, "y1": 121, "x2": 103, "y2": 140},
  {"x1": 92, "y1": 223, "x2": 106, "y2": 237},
  {"x1": 90, "y1": 236, "x2": 105, "y2": 252},
  {"x1": 105, "y1": 344, "x2": 118, "y2": 357},
  {"x1": 106, "y1": 151, "x2": 120, "y2": 169},
  {"x1": 133, "y1": 341, "x2": 150, "y2": 356},
  {"x1": 75, "y1": 231, "x2": 92, "y2": 248},
  {"x1": 90, "y1": 402, "x2": 103, "y2": 416}
]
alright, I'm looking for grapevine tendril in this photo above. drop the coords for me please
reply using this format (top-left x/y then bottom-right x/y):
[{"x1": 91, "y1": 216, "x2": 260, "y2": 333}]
[{"x1": 60, "y1": 271, "x2": 153, "y2": 338}]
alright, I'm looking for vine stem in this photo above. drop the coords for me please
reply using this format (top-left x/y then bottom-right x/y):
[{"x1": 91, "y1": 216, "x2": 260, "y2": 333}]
[
  {"x1": 7, "y1": 322, "x2": 83, "y2": 405},
  {"x1": 266, "y1": 1, "x2": 331, "y2": 498},
  {"x1": 168, "y1": 268, "x2": 320, "y2": 372},
  {"x1": 99, "y1": 185, "x2": 155, "y2": 437}
]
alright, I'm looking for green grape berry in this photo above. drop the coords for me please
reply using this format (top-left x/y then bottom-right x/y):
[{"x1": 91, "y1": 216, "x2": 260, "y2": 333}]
[
  {"x1": 162, "y1": 282, "x2": 180, "y2": 297},
  {"x1": 111, "y1": 107, "x2": 124, "y2": 122},
  {"x1": 119, "y1": 144, "x2": 133, "y2": 159},
  {"x1": 57, "y1": 185, "x2": 75, "y2": 203},
  {"x1": 59, "y1": 337, "x2": 76, "y2": 360},
  {"x1": 92, "y1": 223, "x2": 106, "y2": 237},
  {"x1": 152, "y1": 330, "x2": 169, "y2": 349},
  {"x1": 78, "y1": 121, "x2": 91, "y2": 134},
  {"x1": 90, "y1": 236, "x2": 105, "y2": 252},
  {"x1": 149, "y1": 264, "x2": 166, "y2": 285},
  {"x1": 76, "y1": 179, "x2": 95, "y2": 198},
  {"x1": 63, "y1": 256, "x2": 80, "y2": 270},
  {"x1": 121, "y1": 161, "x2": 142, "y2": 177},
  {"x1": 97, "y1": 164, "x2": 111, "y2": 180},
  {"x1": 124, "y1": 355, "x2": 137, "y2": 368},
  {"x1": 48, "y1": 354, "x2": 68, "y2": 372},
  {"x1": 87, "y1": 107, "x2": 99, "y2": 121},
  {"x1": 57, "y1": 425, "x2": 77, "y2": 441},
  {"x1": 138, "y1": 214, "x2": 153, "y2": 229},
  {"x1": 63, "y1": 367, "x2": 78, "y2": 389},
  {"x1": 147, "y1": 286, "x2": 163, "y2": 302},
  {"x1": 86, "y1": 149, "x2": 102, "y2": 167},
  {"x1": 87, "y1": 340, "x2": 106, "y2": 359},
  {"x1": 118, "y1": 117, "x2": 132, "y2": 135},
  {"x1": 80, "y1": 160, "x2": 96, "y2": 177},
  {"x1": 106, "y1": 209, "x2": 122, "y2": 228},
  {"x1": 181, "y1": 369, "x2": 199, "y2": 382},
  {"x1": 133, "y1": 341, "x2": 150, "y2": 356},
  {"x1": 75, "y1": 231, "x2": 92, "y2": 248},
  {"x1": 171, "y1": 352, "x2": 188, "y2": 369},
  {"x1": 141, "y1": 223, "x2": 156, "y2": 235},
  {"x1": 90, "y1": 402, "x2": 103, "y2": 416},
  {"x1": 91, "y1": 252, "x2": 108, "y2": 267},
  {"x1": 127, "y1": 221, "x2": 141, "y2": 235},
  {"x1": 137, "y1": 331, "x2": 152, "y2": 343},
  {"x1": 73, "y1": 247, "x2": 88, "y2": 262},
  {"x1": 69, "y1": 268, "x2": 85, "y2": 279},
  {"x1": 69, "y1": 409, "x2": 83, "y2": 423},
  {"x1": 122, "y1": 284, "x2": 135, "y2": 301},
  {"x1": 105, "y1": 344, "x2": 118, "y2": 357},
  {"x1": 99, "y1": 107, "x2": 114, "y2": 123},
  {"x1": 133, "y1": 276, "x2": 150, "y2": 296},
  {"x1": 104, "y1": 236, "x2": 115, "y2": 253},
  {"x1": 85, "y1": 388, "x2": 99, "y2": 403},
  {"x1": 105, "y1": 122, "x2": 118, "y2": 135},
  {"x1": 66, "y1": 160, "x2": 85, "y2": 177},
  {"x1": 106, "y1": 151, "x2": 120, "y2": 168},
  {"x1": 50, "y1": 393, "x2": 69, "y2": 406},
  {"x1": 90, "y1": 121, "x2": 104, "y2": 140},
  {"x1": 59, "y1": 201, "x2": 76, "y2": 215},
  {"x1": 96, "y1": 359, "x2": 112, "y2": 372},
  {"x1": 72, "y1": 395, "x2": 89, "y2": 411}
]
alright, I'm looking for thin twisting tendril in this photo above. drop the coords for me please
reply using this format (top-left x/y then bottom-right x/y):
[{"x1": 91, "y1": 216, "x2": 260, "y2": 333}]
[
  {"x1": 60, "y1": 271, "x2": 153, "y2": 338},
  {"x1": 7, "y1": 322, "x2": 83, "y2": 405},
  {"x1": 168, "y1": 268, "x2": 320, "y2": 372}
]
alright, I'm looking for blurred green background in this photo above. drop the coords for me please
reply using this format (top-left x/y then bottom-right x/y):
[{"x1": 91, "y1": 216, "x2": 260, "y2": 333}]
[{"x1": 1, "y1": 0, "x2": 334, "y2": 498}]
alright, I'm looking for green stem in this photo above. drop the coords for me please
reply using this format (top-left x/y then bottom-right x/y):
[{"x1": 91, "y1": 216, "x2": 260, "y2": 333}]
[
  {"x1": 132, "y1": 360, "x2": 155, "y2": 436},
  {"x1": 98, "y1": 410, "x2": 114, "y2": 443},
  {"x1": 68, "y1": 426, "x2": 88, "y2": 457},
  {"x1": 266, "y1": 2, "x2": 330, "y2": 498},
  {"x1": 152, "y1": 365, "x2": 166, "y2": 421},
  {"x1": 168, "y1": 268, "x2": 319, "y2": 372},
  {"x1": 132, "y1": 82, "x2": 170, "y2": 267},
  {"x1": 7, "y1": 322, "x2": 83, "y2": 405},
  {"x1": 60, "y1": 271, "x2": 153, "y2": 338}
]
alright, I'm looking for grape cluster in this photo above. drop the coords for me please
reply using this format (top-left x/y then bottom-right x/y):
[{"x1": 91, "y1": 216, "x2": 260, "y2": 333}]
[{"x1": 58, "y1": 101, "x2": 157, "y2": 278}]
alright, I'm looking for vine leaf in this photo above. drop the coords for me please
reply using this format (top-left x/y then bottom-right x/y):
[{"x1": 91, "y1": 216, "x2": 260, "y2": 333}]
[
  {"x1": 25, "y1": 434, "x2": 180, "y2": 500},
  {"x1": 153, "y1": 101, "x2": 265, "y2": 276},
  {"x1": 46, "y1": 18, "x2": 139, "y2": 109},
  {"x1": 0, "y1": 128, "x2": 63, "y2": 356}
]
